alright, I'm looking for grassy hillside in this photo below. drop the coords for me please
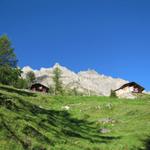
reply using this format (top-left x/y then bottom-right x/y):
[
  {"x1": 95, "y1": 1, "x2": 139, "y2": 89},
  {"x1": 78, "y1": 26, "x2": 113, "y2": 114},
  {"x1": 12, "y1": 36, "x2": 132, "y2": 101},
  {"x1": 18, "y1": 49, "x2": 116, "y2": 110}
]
[{"x1": 0, "y1": 85, "x2": 150, "y2": 150}]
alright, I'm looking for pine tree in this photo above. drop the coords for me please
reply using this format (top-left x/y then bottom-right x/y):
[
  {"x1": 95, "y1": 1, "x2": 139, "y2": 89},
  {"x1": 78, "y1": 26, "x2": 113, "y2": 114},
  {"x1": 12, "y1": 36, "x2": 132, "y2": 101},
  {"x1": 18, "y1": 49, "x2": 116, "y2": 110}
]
[
  {"x1": 0, "y1": 34, "x2": 21, "y2": 86},
  {"x1": 53, "y1": 67, "x2": 63, "y2": 95},
  {"x1": 0, "y1": 34, "x2": 17, "y2": 67}
]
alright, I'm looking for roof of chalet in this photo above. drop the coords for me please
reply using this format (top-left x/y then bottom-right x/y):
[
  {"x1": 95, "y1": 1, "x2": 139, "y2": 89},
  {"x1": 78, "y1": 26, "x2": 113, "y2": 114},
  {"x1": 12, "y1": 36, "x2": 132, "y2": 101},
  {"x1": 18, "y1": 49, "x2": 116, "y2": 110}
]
[
  {"x1": 114, "y1": 82, "x2": 145, "y2": 91},
  {"x1": 31, "y1": 83, "x2": 49, "y2": 89}
]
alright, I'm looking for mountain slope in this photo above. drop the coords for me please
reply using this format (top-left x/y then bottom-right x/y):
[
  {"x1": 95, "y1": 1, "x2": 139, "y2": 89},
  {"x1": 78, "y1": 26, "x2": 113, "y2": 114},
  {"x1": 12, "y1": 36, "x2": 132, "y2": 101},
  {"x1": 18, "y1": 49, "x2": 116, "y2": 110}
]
[
  {"x1": 0, "y1": 85, "x2": 150, "y2": 150},
  {"x1": 22, "y1": 63, "x2": 128, "y2": 96}
]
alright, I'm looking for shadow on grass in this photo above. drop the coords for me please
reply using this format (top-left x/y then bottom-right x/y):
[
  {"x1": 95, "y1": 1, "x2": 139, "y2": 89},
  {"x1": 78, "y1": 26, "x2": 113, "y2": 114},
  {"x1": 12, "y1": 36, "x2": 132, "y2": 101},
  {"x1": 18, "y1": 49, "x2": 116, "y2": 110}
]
[
  {"x1": 0, "y1": 92, "x2": 121, "y2": 149},
  {"x1": 138, "y1": 137, "x2": 150, "y2": 150},
  {"x1": 0, "y1": 86, "x2": 37, "y2": 97},
  {"x1": 0, "y1": 115, "x2": 31, "y2": 149},
  {"x1": 0, "y1": 93, "x2": 19, "y2": 111},
  {"x1": 20, "y1": 98, "x2": 121, "y2": 142}
]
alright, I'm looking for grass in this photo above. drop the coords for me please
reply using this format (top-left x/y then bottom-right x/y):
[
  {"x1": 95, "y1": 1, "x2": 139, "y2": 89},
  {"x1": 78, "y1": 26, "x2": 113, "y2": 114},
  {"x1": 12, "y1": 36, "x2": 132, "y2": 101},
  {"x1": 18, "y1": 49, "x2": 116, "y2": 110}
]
[{"x1": 0, "y1": 84, "x2": 150, "y2": 150}]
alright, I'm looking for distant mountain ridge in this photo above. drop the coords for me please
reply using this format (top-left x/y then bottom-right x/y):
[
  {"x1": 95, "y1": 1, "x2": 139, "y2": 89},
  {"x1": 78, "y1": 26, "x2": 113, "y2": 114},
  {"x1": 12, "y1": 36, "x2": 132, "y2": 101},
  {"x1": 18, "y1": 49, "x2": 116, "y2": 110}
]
[{"x1": 22, "y1": 63, "x2": 128, "y2": 96}]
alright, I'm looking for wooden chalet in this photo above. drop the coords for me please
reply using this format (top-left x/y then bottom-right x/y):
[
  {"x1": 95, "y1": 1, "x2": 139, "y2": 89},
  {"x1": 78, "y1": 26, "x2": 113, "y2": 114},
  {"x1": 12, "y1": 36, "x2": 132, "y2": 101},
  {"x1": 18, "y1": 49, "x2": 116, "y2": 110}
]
[
  {"x1": 30, "y1": 83, "x2": 49, "y2": 93},
  {"x1": 115, "y1": 82, "x2": 144, "y2": 93}
]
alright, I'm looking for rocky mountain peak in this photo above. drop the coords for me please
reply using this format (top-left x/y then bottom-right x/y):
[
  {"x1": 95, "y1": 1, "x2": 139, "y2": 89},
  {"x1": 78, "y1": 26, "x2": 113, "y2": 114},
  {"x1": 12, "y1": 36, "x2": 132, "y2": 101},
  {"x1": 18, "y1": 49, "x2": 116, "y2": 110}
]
[
  {"x1": 21, "y1": 63, "x2": 128, "y2": 96},
  {"x1": 53, "y1": 62, "x2": 61, "y2": 68},
  {"x1": 22, "y1": 66, "x2": 33, "y2": 73}
]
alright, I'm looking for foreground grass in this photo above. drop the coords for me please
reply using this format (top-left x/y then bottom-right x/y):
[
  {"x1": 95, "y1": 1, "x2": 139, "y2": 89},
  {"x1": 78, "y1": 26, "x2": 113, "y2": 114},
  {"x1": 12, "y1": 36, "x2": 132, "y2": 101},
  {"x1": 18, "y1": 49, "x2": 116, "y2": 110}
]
[{"x1": 0, "y1": 85, "x2": 150, "y2": 150}]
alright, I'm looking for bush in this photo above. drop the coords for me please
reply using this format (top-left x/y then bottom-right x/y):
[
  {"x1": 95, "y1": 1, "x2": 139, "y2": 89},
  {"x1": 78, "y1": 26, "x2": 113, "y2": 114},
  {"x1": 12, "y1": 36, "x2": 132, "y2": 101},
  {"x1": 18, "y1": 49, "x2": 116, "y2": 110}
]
[
  {"x1": 14, "y1": 78, "x2": 28, "y2": 89},
  {"x1": 48, "y1": 86, "x2": 55, "y2": 95},
  {"x1": 0, "y1": 65, "x2": 21, "y2": 86},
  {"x1": 110, "y1": 90, "x2": 117, "y2": 98}
]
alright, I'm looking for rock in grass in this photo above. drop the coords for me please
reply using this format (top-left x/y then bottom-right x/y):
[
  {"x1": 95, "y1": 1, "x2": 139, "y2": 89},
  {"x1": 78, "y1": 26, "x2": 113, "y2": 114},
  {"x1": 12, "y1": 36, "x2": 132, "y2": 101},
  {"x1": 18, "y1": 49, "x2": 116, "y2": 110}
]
[
  {"x1": 62, "y1": 105, "x2": 70, "y2": 110},
  {"x1": 99, "y1": 128, "x2": 111, "y2": 134},
  {"x1": 97, "y1": 118, "x2": 116, "y2": 124}
]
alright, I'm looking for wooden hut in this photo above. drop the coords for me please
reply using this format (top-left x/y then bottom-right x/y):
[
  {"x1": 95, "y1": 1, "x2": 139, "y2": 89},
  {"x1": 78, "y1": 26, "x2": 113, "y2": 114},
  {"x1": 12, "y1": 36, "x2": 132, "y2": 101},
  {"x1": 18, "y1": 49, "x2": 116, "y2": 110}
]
[
  {"x1": 30, "y1": 83, "x2": 49, "y2": 93},
  {"x1": 115, "y1": 82, "x2": 144, "y2": 95}
]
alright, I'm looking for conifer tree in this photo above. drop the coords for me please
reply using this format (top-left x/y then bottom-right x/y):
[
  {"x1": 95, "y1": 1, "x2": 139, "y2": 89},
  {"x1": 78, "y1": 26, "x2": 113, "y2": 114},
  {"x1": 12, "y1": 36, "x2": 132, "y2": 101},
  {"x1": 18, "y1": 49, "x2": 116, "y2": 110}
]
[
  {"x1": 53, "y1": 67, "x2": 63, "y2": 95},
  {"x1": 0, "y1": 34, "x2": 21, "y2": 86},
  {"x1": 0, "y1": 34, "x2": 17, "y2": 67}
]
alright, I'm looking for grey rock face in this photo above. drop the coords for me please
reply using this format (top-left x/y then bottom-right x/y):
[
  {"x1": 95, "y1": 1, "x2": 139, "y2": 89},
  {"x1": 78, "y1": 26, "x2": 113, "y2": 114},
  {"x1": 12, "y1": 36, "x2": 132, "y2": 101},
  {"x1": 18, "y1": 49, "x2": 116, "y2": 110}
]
[{"x1": 22, "y1": 63, "x2": 128, "y2": 96}]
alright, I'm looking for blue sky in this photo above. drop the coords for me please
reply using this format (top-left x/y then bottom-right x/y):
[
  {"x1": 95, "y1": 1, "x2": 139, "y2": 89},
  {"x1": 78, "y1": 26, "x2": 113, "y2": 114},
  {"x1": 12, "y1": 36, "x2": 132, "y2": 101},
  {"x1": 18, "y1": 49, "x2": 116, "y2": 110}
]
[{"x1": 0, "y1": 0, "x2": 150, "y2": 90}]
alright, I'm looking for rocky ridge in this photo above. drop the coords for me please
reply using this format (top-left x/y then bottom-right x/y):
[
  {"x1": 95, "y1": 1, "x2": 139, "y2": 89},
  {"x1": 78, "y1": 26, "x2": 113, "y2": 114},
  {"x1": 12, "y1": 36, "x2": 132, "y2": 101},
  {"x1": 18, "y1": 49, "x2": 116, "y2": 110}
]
[{"x1": 22, "y1": 63, "x2": 128, "y2": 96}]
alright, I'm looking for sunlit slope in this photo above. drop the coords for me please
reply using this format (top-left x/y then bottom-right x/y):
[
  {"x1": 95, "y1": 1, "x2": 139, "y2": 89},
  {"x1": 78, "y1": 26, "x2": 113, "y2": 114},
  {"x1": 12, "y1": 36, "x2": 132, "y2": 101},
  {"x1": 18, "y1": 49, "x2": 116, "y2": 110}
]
[{"x1": 0, "y1": 85, "x2": 150, "y2": 150}]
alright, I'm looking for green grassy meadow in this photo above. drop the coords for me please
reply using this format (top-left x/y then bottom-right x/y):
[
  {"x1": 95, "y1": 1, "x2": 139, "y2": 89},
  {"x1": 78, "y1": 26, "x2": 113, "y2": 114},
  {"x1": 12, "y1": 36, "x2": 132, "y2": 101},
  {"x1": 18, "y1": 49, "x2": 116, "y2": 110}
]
[{"x1": 0, "y1": 84, "x2": 150, "y2": 150}]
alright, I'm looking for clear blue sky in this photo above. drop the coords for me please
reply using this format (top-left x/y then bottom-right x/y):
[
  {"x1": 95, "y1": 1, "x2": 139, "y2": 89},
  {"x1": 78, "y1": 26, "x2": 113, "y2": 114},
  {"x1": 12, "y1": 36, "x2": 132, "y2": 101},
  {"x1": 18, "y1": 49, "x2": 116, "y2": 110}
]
[{"x1": 0, "y1": 0, "x2": 150, "y2": 90}]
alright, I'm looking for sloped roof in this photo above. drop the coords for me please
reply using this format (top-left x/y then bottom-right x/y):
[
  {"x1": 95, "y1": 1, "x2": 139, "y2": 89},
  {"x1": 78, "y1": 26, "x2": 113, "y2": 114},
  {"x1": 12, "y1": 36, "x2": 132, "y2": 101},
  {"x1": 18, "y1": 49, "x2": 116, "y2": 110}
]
[{"x1": 115, "y1": 82, "x2": 145, "y2": 91}]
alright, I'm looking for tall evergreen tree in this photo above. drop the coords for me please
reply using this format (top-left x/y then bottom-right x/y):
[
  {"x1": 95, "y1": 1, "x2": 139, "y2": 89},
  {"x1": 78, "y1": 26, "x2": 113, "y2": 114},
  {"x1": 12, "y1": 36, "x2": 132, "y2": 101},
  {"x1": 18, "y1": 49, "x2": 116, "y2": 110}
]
[
  {"x1": 0, "y1": 34, "x2": 21, "y2": 86},
  {"x1": 0, "y1": 34, "x2": 18, "y2": 67},
  {"x1": 53, "y1": 67, "x2": 63, "y2": 95}
]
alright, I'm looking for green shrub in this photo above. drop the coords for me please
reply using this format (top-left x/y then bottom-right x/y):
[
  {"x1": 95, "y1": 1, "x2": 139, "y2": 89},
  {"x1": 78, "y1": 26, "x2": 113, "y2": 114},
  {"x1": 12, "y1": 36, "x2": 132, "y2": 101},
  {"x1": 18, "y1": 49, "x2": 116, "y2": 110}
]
[{"x1": 110, "y1": 90, "x2": 117, "y2": 98}]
